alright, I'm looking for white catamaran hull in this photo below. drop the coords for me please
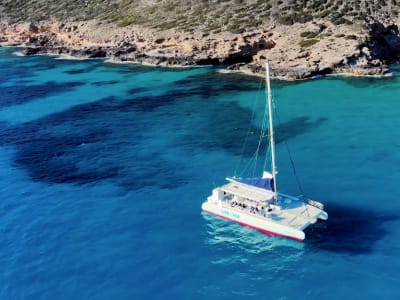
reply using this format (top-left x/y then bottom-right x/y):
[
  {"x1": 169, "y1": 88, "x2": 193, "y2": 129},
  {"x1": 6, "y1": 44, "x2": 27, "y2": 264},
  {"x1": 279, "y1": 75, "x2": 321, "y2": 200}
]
[{"x1": 202, "y1": 201, "x2": 306, "y2": 241}]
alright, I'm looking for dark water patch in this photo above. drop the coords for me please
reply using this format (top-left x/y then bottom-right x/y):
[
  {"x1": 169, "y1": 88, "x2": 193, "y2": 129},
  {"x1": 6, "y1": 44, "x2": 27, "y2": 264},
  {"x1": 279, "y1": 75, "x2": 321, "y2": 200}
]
[
  {"x1": 63, "y1": 63, "x2": 101, "y2": 75},
  {"x1": 188, "y1": 70, "x2": 399, "y2": 92},
  {"x1": 118, "y1": 155, "x2": 189, "y2": 190},
  {"x1": 64, "y1": 68, "x2": 89, "y2": 75},
  {"x1": 0, "y1": 96, "x2": 190, "y2": 189},
  {"x1": 13, "y1": 79, "x2": 34, "y2": 85},
  {"x1": 17, "y1": 61, "x2": 58, "y2": 72},
  {"x1": 120, "y1": 77, "x2": 259, "y2": 113},
  {"x1": 175, "y1": 71, "x2": 260, "y2": 93},
  {"x1": 181, "y1": 101, "x2": 260, "y2": 156},
  {"x1": 0, "y1": 51, "x2": 103, "y2": 83},
  {"x1": 180, "y1": 107, "x2": 326, "y2": 158},
  {"x1": 220, "y1": 82, "x2": 259, "y2": 93},
  {"x1": 0, "y1": 121, "x2": 9, "y2": 135},
  {"x1": 118, "y1": 86, "x2": 226, "y2": 113},
  {"x1": 2, "y1": 56, "x2": 64, "y2": 74},
  {"x1": 0, "y1": 55, "x2": 79, "y2": 83},
  {"x1": 275, "y1": 117, "x2": 327, "y2": 143},
  {"x1": 127, "y1": 87, "x2": 148, "y2": 94},
  {"x1": 116, "y1": 91, "x2": 187, "y2": 112},
  {"x1": 100, "y1": 62, "x2": 155, "y2": 75},
  {"x1": 0, "y1": 60, "x2": 36, "y2": 82},
  {"x1": 14, "y1": 134, "x2": 120, "y2": 184},
  {"x1": 305, "y1": 204, "x2": 398, "y2": 254},
  {"x1": 182, "y1": 69, "x2": 262, "y2": 84},
  {"x1": 0, "y1": 97, "x2": 118, "y2": 184},
  {"x1": 92, "y1": 80, "x2": 120, "y2": 86},
  {"x1": 0, "y1": 81, "x2": 85, "y2": 107}
]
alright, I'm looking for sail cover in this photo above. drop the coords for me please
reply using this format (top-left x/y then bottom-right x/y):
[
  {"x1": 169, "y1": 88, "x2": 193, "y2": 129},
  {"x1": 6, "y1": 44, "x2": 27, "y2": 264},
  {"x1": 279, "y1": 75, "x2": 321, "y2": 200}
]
[{"x1": 228, "y1": 175, "x2": 274, "y2": 191}]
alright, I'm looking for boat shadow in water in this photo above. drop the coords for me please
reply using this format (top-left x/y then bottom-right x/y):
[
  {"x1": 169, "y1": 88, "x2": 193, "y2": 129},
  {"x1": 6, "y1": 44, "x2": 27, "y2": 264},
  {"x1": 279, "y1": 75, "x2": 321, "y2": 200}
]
[{"x1": 304, "y1": 203, "x2": 399, "y2": 255}]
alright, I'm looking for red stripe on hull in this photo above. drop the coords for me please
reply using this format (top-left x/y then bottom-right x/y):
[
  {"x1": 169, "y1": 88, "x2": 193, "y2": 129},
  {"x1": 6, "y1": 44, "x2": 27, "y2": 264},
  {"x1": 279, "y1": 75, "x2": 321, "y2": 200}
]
[{"x1": 202, "y1": 209, "x2": 303, "y2": 241}]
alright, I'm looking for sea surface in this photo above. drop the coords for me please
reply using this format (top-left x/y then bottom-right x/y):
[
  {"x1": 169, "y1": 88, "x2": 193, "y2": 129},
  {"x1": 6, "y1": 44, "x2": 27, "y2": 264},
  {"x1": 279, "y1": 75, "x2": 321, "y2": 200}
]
[{"x1": 0, "y1": 46, "x2": 400, "y2": 300}]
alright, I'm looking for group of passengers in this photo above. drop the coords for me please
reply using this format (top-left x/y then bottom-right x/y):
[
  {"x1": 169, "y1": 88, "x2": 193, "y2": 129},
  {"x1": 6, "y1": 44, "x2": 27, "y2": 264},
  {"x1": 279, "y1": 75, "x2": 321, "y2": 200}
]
[{"x1": 230, "y1": 200, "x2": 269, "y2": 215}]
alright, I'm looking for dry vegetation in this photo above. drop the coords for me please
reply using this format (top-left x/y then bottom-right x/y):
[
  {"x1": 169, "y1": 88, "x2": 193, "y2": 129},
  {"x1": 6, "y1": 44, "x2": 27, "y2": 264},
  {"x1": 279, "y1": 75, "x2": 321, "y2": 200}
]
[{"x1": 1, "y1": 0, "x2": 400, "y2": 33}]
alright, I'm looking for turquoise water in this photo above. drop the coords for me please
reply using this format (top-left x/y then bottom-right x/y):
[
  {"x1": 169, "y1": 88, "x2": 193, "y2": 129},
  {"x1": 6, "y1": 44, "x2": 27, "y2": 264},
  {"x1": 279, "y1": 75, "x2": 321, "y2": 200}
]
[{"x1": 1, "y1": 46, "x2": 400, "y2": 299}]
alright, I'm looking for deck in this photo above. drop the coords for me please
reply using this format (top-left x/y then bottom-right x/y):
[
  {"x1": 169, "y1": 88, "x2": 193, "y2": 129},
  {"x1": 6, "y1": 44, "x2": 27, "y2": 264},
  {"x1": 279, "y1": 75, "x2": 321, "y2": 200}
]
[{"x1": 219, "y1": 190, "x2": 324, "y2": 230}]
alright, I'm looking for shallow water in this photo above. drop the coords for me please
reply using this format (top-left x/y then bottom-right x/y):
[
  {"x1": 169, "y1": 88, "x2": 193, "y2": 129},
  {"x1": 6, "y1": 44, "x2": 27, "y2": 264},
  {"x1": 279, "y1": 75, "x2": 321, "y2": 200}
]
[{"x1": 1, "y1": 47, "x2": 400, "y2": 299}]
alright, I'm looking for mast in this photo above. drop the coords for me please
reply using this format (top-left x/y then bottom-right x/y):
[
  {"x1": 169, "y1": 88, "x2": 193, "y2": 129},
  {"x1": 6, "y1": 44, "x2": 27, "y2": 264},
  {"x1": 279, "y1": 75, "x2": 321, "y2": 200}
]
[{"x1": 266, "y1": 62, "x2": 278, "y2": 202}]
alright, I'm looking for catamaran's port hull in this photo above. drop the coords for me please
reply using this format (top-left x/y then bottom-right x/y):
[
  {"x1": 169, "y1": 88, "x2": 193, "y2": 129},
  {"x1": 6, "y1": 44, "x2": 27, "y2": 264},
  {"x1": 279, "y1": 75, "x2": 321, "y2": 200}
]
[{"x1": 202, "y1": 202, "x2": 306, "y2": 241}]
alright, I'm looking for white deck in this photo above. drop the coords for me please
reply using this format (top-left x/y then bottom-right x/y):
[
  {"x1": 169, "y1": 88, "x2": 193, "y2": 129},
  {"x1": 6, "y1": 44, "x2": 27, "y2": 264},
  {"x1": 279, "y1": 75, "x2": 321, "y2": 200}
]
[
  {"x1": 218, "y1": 181, "x2": 324, "y2": 230},
  {"x1": 277, "y1": 194, "x2": 325, "y2": 229},
  {"x1": 219, "y1": 197, "x2": 322, "y2": 230},
  {"x1": 220, "y1": 180, "x2": 275, "y2": 203},
  {"x1": 203, "y1": 184, "x2": 328, "y2": 240}
]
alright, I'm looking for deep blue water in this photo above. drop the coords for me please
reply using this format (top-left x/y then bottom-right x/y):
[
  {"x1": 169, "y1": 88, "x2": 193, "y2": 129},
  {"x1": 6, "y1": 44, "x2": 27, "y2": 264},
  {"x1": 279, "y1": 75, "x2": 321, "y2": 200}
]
[{"x1": 1, "y1": 46, "x2": 400, "y2": 299}]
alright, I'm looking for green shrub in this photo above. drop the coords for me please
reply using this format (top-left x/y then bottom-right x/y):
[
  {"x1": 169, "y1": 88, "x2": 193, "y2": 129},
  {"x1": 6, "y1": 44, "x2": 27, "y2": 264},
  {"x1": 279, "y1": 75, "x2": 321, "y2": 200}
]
[
  {"x1": 118, "y1": 14, "x2": 146, "y2": 27},
  {"x1": 299, "y1": 39, "x2": 319, "y2": 47},
  {"x1": 331, "y1": 17, "x2": 346, "y2": 25},
  {"x1": 277, "y1": 15, "x2": 294, "y2": 25},
  {"x1": 300, "y1": 31, "x2": 319, "y2": 38},
  {"x1": 227, "y1": 23, "x2": 244, "y2": 33},
  {"x1": 293, "y1": 13, "x2": 313, "y2": 23}
]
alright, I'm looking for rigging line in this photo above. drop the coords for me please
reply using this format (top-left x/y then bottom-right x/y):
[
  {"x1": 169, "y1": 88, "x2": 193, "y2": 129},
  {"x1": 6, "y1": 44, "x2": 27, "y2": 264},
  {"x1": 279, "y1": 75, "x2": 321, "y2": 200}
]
[
  {"x1": 240, "y1": 149, "x2": 258, "y2": 176},
  {"x1": 239, "y1": 141, "x2": 263, "y2": 177},
  {"x1": 252, "y1": 103, "x2": 268, "y2": 177},
  {"x1": 234, "y1": 78, "x2": 264, "y2": 176},
  {"x1": 273, "y1": 102, "x2": 305, "y2": 196},
  {"x1": 263, "y1": 142, "x2": 271, "y2": 173}
]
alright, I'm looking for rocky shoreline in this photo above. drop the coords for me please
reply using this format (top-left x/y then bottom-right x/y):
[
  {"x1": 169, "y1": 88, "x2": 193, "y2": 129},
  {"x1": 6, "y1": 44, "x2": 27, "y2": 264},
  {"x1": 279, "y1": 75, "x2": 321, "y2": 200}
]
[{"x1": 1, "y1": 19, "x2": 400, "y2": 80}]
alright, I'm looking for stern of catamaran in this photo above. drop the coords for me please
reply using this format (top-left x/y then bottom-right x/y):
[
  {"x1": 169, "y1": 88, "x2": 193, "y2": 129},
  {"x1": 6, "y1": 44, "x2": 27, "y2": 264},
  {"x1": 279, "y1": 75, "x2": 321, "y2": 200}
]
[{"x1": 317, "y1": 210, "x2": 328, "y2": 221}]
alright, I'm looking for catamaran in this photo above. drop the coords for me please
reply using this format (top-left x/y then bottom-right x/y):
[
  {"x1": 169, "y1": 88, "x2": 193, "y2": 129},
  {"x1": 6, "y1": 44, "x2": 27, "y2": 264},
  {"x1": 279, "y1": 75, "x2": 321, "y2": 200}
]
[{"x1": 201, "y1": 63, "x2": 328, "y2": 241}]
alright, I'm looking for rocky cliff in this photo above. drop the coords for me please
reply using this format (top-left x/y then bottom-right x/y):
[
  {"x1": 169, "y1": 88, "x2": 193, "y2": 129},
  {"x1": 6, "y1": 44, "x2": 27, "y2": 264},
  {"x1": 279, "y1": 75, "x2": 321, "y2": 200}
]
[{"x1": 1, "y1": 1, "x2": 400, "y2": 80}]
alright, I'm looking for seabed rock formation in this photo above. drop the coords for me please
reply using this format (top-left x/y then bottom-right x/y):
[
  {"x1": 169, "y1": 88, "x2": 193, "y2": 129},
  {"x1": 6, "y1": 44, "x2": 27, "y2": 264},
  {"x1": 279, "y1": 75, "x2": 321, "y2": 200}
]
[{"x1": 1, "y1": 18, "x2": 400, "y2": 80}]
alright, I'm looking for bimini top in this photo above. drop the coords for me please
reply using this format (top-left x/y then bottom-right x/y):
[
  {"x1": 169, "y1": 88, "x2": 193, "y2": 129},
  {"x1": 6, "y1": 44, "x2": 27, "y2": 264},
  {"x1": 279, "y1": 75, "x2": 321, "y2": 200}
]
[{"x1": 221, "y1": 178, "x2": 275, "y2": 203}]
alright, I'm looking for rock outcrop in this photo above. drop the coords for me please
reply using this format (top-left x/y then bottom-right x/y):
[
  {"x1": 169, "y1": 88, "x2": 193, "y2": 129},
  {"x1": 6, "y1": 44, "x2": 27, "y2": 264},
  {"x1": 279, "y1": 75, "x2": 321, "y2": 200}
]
[{"x1": 1, "y1": 18, "x2": 399, "y2": 80}]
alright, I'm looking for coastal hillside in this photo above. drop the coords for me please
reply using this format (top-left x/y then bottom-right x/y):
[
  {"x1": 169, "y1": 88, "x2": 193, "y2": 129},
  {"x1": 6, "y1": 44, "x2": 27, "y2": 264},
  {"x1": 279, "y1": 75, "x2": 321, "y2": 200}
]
[
  {"x1": 1, "y1": 1, "x2": 400, "y2": 79},
  {"x1": 1, "y1": 0, "x2": 399, "y2": 31}
]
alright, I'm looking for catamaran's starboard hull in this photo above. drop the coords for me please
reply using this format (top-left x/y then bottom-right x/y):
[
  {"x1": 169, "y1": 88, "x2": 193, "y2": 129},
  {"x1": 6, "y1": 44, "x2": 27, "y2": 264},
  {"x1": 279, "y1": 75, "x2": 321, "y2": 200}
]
[{"x1": 202, "y1": 201, "x2": 306, "y2": 241}]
